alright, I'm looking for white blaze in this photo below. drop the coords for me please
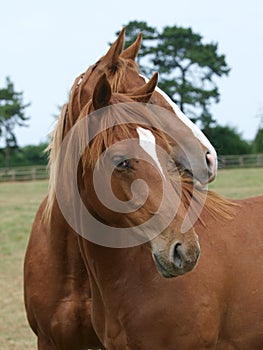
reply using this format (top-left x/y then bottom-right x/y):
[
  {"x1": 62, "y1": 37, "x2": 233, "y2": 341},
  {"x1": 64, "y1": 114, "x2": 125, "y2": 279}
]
[
  {"x1": 140, "y1": 74, "x2": 217, "y2": 160},
  {"x1": 137, "y1": 127, "x2": 165, "y2": 178}
]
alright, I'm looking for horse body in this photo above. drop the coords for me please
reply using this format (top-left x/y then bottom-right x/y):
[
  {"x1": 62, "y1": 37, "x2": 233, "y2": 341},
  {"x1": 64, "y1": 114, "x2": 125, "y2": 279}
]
[
  {"x1": 25, "y1": 67, "x2": 201, "y2": 349},
  {"x1": 24, "y1": 29, "x2": 263, "y2": 350},
  {"x1": 77, "y1": 195, "x2": 263, "y2": 350},
  {"x1": 25, "y1": 194, "x2": 263, "y2": 349}
]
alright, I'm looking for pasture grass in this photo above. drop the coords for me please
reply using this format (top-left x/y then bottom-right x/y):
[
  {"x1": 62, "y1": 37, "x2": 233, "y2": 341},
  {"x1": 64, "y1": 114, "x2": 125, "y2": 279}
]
[
  {"x1": 209, "y1": 167, "x2": 263, "y2": 199},
  {"x1": 0, "y1": 168, "x2": 263, "y2": 349},
  {"x1": 0, "y1": 181, "x2": 48, "y2": 349}
]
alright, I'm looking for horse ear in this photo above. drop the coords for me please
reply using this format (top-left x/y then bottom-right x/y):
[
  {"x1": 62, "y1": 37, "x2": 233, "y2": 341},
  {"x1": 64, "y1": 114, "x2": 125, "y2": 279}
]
[
  {"x1": 129, "y1": 72, "x2": 158, "y2": 103},
  {"x1": 120, "y1": 32, "x2": 142, "y2": 60},
  {"x1": 103, "y1": 27, "x2": 125, "y2": 67},
  {"x1": 92, "y1": 74, "x2": 112, "y2": 110}
]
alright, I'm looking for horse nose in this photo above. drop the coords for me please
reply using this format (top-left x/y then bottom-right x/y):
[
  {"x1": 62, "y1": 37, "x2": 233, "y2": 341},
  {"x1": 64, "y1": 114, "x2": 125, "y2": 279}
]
[
  {"x1": 172, "y1": 243, "x2": 185, "y2": 269},
  {"x1": 205, "y1": 151, "x2": 217, "y2": 183},
  {"x1": 171, "y1": 243, "x2": 200, "y2": 272}
]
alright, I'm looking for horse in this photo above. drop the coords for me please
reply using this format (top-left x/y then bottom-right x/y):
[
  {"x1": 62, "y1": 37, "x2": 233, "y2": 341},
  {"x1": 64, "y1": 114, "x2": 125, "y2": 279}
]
[
  {"x1": 65, "y1": 28, "x2": 218, "y2": 186},
  {"x1": 24, "y1": 30, "x2": 221, "y2": 350},
  {"x1": 24, "y1": 31, "x2": 263, "y2": 349},
  {"x1": 24, "y1": 71, "x2": 205, "y2": 349},
  {"x1": 78, "y1": 192, "x2": 263, "y2": 349},
  {"x1": 24, "y1": 70, "x2": 263, "y2": 349}
]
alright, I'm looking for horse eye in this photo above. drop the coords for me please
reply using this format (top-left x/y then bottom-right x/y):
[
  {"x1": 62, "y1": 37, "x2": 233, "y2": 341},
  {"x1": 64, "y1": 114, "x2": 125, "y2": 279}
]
[
  {"x1": 118, "y1": 159, "x2": 130, "y2": 169},
  {"x1": 112, "y1": 156, "x2": 130, "y2": 169}
]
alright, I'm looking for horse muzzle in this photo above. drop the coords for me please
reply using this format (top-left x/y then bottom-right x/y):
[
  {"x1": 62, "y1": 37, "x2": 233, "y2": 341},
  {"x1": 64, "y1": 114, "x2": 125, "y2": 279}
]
[{"x1": 152, "y1": 241, "x2": 200, "y2": 278}]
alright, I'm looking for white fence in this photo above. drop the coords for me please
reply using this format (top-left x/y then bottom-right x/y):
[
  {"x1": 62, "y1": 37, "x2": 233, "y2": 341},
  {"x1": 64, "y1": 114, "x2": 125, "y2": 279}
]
[
  {"x1": 0, "y1": 154, "x2": 263, "y2": 182},
  {"x1": 0, "y1": 166, "x2": 48, "y2": 182},
  {"x1": 219, "y1": 153, "x2": 263, "y2": 168}
]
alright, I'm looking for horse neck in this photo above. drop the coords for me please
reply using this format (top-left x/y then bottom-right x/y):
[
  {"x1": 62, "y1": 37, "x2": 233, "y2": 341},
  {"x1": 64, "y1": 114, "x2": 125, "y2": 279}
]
[
  {"x1": 77, "y1": 238, "x2": 153, "y2": 290},
  {"x1": 151, "y1": 91, "x2": 174, "y2": 113},
  {"x1": 46, "y1": 198, "x2": 90, "y2": 284}
]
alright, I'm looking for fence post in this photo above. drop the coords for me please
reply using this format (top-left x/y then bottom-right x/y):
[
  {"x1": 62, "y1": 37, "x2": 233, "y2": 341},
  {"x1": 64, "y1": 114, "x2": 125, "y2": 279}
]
[
  {"x1": 257, "y1": 154, "x2": 263, "y2": 167},
  {"x1": 239, "y1": 156, "x2": 244, "y2": 167},
  {"x1": 11, "y1": 169, "x2": 16, "y2": 181},
  {"x1": 31, "y1": 168, "x2": 36, "y2": 181}
]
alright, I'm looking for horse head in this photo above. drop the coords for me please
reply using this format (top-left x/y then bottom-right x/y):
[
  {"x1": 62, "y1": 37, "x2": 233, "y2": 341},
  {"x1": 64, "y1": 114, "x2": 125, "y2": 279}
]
[
  {"x1": 54, "y1": 73, "x2": 200, "y2": 278},
  {"x1": 65, "y1": 28, "x2": 217, "y2": 186}
]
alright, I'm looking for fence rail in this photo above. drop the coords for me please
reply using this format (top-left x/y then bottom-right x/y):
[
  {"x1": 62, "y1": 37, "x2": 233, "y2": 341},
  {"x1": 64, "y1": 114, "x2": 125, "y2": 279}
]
[
  {"x1": 0, "y1": 154, "x2": 263, "y2": 182},
  {"x1": 0, "y1": 166, "x2": 48, "y2": 182},
  {"x1": 219, "y1": 153, "x2": 263, "y2": 168}
]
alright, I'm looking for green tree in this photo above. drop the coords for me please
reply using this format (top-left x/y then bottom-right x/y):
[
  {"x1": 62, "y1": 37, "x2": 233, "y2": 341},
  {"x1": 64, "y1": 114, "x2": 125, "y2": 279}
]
[
  {"x1": 252, "y1": 118, "x2": 263, "y2": 153},
  {"x1": 151, "y1": 25, "x2": 230, "y2": 127},
  {"x1": 0, "y1": 142, "x2": 48, "y2": 167},
  {"x1": 21, "y1": 143, "x2": 48, "y2": 165},
  {"x1": 204, "y1": 125, "x2": 252, "y2": 155},
  {"x1": 0, "y1": 77, "x2": 30, "y2": 169},
  {"x1": 122, "y1": 22, "x2": 230, "y2": 128},
  {"x1": 115, "y1": 21, "x2": 157, "y2": 74}
]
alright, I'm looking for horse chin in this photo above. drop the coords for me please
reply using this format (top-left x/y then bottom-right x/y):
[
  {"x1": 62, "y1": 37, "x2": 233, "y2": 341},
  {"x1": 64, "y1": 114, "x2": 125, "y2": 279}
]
[
  {"x1": 153, "y1": 253, "x2": 186, "y2": 279},
  {"x1": 152, "y1": 241, "x2": 200, "y2": 279},
  {"x1": 183, "y1": 170, "x2": 214, "y2": 188},
  {"x1": 180, "y1": 163, "x2": 217, "y2": 186}
]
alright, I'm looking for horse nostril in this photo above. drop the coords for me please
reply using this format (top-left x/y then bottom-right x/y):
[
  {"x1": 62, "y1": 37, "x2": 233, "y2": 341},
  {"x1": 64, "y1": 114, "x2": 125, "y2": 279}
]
[
  {"x1": 172, "y1": 243, "x2": 184, "y2": 269},
  {"x1": 205, "y1": 152, "x2": 214, "y2": 176}
]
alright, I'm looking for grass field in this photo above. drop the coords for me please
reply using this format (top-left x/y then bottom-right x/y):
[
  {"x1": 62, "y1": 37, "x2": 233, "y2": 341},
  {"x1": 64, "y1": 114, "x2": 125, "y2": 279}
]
[
  {"x1": 209, "y1": 167, "x2": 263, "y2": 198},
  {"x1": 0, "y1": 168, "x2": 263, "y2": 349}
]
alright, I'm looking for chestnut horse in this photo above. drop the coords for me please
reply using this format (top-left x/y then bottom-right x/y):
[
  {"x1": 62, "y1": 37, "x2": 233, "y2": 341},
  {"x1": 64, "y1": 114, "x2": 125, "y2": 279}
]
[
  {"x1": 24, "y1": 32, "x2": 263, "y2": 350},
  {"x1": 25, "y1": 30, "x2": 220, "y2": 350},
  {"x1": 24, "y1": 72, "x2": 204, "y2": 349},
  {"x1": 65, "y1": 28, "x2": 217, "y2": 185}
]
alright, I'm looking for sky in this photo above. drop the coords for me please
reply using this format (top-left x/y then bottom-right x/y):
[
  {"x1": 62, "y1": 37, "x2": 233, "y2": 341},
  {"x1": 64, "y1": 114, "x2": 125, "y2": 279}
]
[{"x1": 1, "y1": 0, "x2": 263, "y2": 146}]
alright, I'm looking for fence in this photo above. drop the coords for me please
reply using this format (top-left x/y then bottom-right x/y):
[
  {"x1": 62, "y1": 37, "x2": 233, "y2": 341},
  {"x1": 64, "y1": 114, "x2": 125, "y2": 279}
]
[
  {"x1": 0, "y1": 166, "x2": 48, "y2": 182},
  {"x1": 219, "y1": 153, "x2": 263, "y2": 169},
  {"x1": 0, "y1": 154, "x2": 263, "y2": 182}
]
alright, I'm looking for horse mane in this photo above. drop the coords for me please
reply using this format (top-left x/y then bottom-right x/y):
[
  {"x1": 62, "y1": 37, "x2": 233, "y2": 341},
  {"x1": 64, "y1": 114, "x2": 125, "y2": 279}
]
[
  {"x1": 179, "y1": 178, "x2": 238, "y2": 225},
  {"x1": 44, "y1": 37, "x2": 236, "y2": 226},
  {"x1": 66, "y1": 57, "x2": 140, "y2": 129},
  {"x1": 45, "y1": 98, "x2": 236, "y2": 226},
  {"x1": 45, "y1": 92, "x2": 170, "y2": 222}
]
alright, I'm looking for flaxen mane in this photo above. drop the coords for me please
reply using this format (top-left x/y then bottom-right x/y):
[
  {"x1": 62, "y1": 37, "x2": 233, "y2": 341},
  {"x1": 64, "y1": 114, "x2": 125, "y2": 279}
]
[
  {"x1": 66, "y1": 57, "x2": 139, "y2": 130},
  {"x1": 44, "y1": 39, "x2": 236, "y2": 224},
  {"x1": 45, "y1": 72, "x2": 236, "y2": 225}
]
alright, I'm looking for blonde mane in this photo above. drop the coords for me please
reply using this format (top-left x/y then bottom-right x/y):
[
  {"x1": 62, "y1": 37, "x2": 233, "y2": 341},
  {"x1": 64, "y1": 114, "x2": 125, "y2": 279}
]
[{"x1": 44, "y1": 51, "x2": 236, "y2": 225}]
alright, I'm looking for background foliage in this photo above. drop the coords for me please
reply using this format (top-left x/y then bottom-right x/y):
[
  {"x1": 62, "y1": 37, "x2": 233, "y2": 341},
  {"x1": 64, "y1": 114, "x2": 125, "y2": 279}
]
[{"x1": 0, "y1": 21, "x2": 262, "y2": 170}]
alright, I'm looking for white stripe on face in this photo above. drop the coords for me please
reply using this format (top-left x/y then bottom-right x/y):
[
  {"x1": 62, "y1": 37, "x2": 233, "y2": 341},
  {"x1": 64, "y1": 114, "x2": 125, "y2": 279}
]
[
  {"x1": 136, "y1": 127, "x2": 165, "y2": 178},
  {"x1": 139, "y1": 74, "x2": 217, "y2": 161}
]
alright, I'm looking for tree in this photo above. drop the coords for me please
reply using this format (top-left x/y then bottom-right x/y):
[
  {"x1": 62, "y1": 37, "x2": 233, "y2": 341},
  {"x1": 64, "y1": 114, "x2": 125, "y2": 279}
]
[
  {"x1": 21, "y1": 143, "x2": 48, "y2": 165},
  {"x1": 252, "y1": 117, "x2": 263, "y2": 153},
  {"x1": 0, "y1": 77, "x2": 30, "y2": 169},
  {"x1": 115, "y1": 21, "x2": 157, "y2": 74},
  {"x1": 122, "y1": 22, "x2": 230, "y2": 128},
  {"x1": 0, "y1": 142, "x2": 48, "y2": 167},
  {"x1": 204, "y1": 125, "x2": 252, "y2": 155},
  {"x1": 151, "y1": 26, "x2": 230, "y2": 127}
]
